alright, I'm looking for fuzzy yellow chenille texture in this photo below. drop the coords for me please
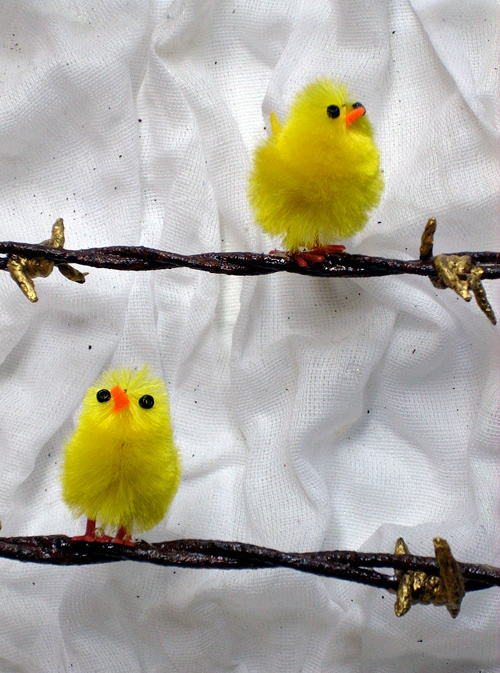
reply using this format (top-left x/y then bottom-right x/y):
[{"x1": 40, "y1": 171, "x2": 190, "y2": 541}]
[
  {"x1": 61, "y1": 366, "x2": 180, "y2": 539},
  {"x1": 248, "y1": 79, "x2": 383, "y2": 251}
]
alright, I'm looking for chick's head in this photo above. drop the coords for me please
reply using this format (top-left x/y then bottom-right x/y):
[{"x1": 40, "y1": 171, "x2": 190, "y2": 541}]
[
  {"x1": 80, "y1": 366, "x2": 170, "y2": 442},
  {"x1": 279, "y1": 78, "x2": 376, "y2": 176}
]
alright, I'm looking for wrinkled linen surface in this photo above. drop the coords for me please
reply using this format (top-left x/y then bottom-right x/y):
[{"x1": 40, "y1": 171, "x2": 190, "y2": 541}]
[{"x1": 0, "y1": 1, "x2": 498, "y2": 672}]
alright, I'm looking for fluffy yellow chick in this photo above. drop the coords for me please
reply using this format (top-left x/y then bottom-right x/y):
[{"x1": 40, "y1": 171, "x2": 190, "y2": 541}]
[
  {"x1": 61, "y1": 366, "x2": 181, "y2": 545},
  {"x1": 248, "y1": 78, "x2": 383, "y2": 264}
]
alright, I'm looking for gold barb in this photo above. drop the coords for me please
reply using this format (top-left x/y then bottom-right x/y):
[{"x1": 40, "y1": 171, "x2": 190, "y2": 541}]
[
  {"x1": 419, "y1": 217, "x2": 436, "y2": 260},
  {"x1": 432, "y1": 254, "x2": 496, "y2": 324},
  {"x1": 432, "y1": 254, "x2": 473, "y2": 299},
  {"x1": 420, "y1": 218, "x2": 496, "y2": 325},
  {"x1": 393, "y1": 537, "x2": 465, "y2": 618},
  {"x1": 7, "y1": 219, "x2": 87, "y2": 302},
  {"x1": 469, "y1": 266, "x2": 497, "y2": 325}
]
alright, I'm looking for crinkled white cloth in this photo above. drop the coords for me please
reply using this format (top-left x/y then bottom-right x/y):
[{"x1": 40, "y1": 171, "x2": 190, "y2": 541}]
[{"x1": 0, "y1": 1, "x2": 498, "y2": 671}]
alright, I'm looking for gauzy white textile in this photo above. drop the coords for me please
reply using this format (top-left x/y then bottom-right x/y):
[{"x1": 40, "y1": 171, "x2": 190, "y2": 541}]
[{"x1": 0, "y1": 1, "x2": 498, "y2": 671}]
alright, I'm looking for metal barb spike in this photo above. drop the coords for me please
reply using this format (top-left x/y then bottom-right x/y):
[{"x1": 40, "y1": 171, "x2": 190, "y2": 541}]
[
  {"x1": 7, "y1": 219, "x2": 87, "y2": 302},
  {"x1": 393, "y1": 537, "x2": 465, "y2": 618}
]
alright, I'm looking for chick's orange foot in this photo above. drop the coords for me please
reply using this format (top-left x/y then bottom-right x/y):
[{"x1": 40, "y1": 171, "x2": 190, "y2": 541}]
[
  {"x1": 71, "y1": 518, "x2": 113, "y2": 543},
  {"x1": 269, "y1": 245, "x2": 346, "y2": 268},
  {"x1": 111, "y1": 526, "x2": 135, "y2": 547},
  {"x1": 111, "y1": 537, "x2": 134, "y2": 547}
]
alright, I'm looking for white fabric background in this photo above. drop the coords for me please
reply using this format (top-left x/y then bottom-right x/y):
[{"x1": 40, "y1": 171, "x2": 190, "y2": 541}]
[{"x1": 0, "y1": 1, "x2": 498, "y2": 671}]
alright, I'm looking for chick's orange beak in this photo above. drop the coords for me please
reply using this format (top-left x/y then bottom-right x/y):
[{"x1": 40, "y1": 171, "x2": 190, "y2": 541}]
[
  {"x1": 345, "y1": 105, "x2": 366, "y2": 127},
  {"x1": 110, "y1": 385, "x2": 130, "y2": 413}
]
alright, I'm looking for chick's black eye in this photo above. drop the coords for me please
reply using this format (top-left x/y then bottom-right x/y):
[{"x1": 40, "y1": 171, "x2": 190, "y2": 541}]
[
  {"x1": 96, "y1": 389, "x2": 111, "y2": 403},
  {"x1": 139, "y1": 395, "x2": 154, "y2": 409},
  {"x1": 352, "y1": 101, "x2": 364, "y2": 111},
  {"x1": 327, "y1": 105, "x2": 340, "y2": 119}
]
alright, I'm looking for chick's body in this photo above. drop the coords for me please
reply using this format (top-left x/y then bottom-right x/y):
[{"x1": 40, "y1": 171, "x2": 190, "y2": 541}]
[
  {"x1": 62, "y1": 367, "x2": 180, "y2": 538},
  {"x1": 248, "y1": 79, "x2": 383, "y2": 251}
]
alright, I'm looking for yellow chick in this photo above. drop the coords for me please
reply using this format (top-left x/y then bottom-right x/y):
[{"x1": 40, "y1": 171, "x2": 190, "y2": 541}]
[
  {"x1": 61, "y1": 366, "x2": 181, "y2": 545},
  {"x1": 248, "y1": 78, "x2": 383, "y2": 264}
]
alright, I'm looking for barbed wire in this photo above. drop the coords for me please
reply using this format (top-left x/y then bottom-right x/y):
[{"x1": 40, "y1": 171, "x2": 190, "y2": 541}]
[
  {"x1": 1, "y1": 218, "x2": 497, "y2": 323},
  {"x1": 0, "y1": 534, "x2": 497, "y2": 618}
]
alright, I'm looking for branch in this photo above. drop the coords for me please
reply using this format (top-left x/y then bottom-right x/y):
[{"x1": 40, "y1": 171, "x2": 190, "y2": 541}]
[{"x1": 0, "y1": 535, "x2": 497, "y2": 617}]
